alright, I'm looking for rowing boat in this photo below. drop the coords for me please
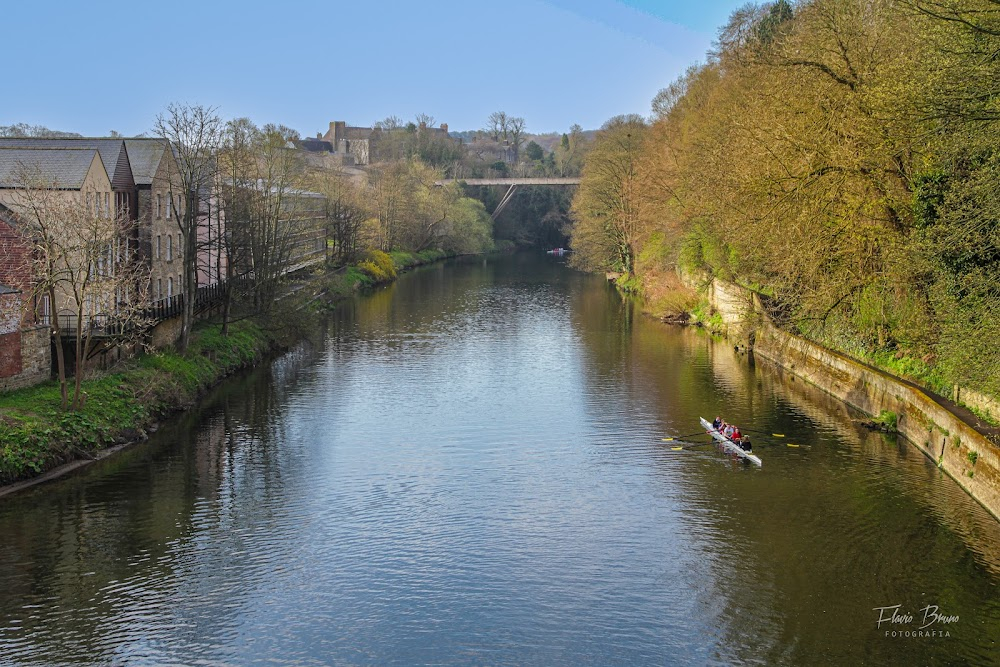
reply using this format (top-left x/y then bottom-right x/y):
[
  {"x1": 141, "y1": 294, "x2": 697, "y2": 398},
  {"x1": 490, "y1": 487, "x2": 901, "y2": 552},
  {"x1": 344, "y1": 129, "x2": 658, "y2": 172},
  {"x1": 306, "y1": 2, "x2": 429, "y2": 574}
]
[{"x1": 699, "y1": 417, "x2": 763, "y2": 467}]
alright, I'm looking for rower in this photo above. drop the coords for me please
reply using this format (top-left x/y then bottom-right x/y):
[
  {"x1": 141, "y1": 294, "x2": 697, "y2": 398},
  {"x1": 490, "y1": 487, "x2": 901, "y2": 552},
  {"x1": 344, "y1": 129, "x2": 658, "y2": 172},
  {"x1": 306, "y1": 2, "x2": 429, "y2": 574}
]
[
  {"x1": 740, "y1": 435, "x2": 752, "y2": 452},
  {"x1": 712, "y1": 416, "x2": 722, "y2": 430}
]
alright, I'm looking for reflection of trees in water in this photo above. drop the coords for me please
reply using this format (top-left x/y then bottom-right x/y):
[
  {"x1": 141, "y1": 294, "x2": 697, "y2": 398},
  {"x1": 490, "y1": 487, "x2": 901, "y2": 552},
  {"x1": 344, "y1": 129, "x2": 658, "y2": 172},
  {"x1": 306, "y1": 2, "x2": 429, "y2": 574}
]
[
  {"x1": 0, "y1": 338, "x2": 327, "y2": 663},
  {"x1": 567, "y1": 279, "x2": 1000, "y2": 664}
]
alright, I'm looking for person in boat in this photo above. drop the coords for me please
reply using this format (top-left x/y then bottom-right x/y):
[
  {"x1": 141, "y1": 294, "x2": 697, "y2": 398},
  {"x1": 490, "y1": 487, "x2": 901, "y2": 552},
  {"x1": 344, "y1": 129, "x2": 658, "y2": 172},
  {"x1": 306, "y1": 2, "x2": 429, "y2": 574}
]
[
  {"x1": 723, "y1": 424, "x2": 735, "y2": 439},
  {"x1": 740, "y1": 435, "x2": 752, "y2": 452},
  {"x1": 732, "y1": 426, "x2": 742, "y2": 441},
  {"x1": 712, "y1": 416, "x2": 723, "y2": 430}
]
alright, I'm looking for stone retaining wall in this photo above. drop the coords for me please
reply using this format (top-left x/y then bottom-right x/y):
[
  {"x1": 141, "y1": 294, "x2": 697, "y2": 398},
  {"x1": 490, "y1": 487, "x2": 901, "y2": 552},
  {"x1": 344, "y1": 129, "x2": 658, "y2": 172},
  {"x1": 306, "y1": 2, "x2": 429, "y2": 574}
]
[{"x1": 706, "y1": 278, "x2": 1000, "y2": 519}]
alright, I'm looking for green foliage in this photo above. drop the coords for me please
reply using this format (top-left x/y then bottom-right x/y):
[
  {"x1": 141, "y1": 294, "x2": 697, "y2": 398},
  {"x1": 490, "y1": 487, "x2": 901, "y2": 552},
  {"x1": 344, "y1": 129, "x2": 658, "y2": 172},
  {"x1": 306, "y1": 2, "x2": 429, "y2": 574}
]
[
  {"x1": 525, "y1": 141, "x2": 544, "y2": 162},
  {"x1": 859, "y1": 349, "x2": 951, "y2": 397},
  {"x1": 876, "y1": 410, "x2": 898, "y2": 433},
  {"x1": 0, "y1": 322, "x2": 274, "y2": 484},
  {"x1": 492, "y1": 239, "x2": 517, "y2": 254},
  {"x1": 967, "y1": 450, "x2": 979, "y2": 466},
  {"x1": 615, "y1": 273, "x2": 643, "y2": 294},
  {"x1": 357, "y1": 249, "x2": 398, "y2": 284},
  {"x1": 911, "y1": 170, "x2": 949, "y2": 229}
]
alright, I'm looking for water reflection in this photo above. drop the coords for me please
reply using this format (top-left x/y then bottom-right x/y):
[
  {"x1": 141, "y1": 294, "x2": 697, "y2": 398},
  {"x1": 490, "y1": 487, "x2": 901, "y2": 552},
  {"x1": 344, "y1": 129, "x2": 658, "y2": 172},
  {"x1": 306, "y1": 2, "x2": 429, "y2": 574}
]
[{"x1": 0, "y1": 254, "x2": 998, "y2": 666}]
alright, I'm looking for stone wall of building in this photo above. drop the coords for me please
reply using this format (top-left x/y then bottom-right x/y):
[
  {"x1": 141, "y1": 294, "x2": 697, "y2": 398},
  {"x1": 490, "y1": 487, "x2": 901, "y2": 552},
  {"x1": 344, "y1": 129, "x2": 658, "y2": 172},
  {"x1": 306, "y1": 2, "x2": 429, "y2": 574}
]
[
  {"x1": 0, "y1": 325, "x2": 50, "y2": 392},
  {"x1": 150, "y1": 314, "x2": 182, "y2": 350}
]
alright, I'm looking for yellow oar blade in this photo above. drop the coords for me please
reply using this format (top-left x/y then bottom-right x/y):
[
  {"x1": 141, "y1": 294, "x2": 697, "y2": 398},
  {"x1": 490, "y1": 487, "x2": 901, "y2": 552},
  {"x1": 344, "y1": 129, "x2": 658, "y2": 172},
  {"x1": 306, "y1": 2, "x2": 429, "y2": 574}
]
[
  {"x1": 787, "y1": 443, "x2": 799, "y2": 448},
  {"x1": 662, "y1": 438, "x2": 676, "y2": 442},
  {"x1": 773, "y1": 433, "x2": 785, "y2": 438},
  {"x1": 671, "y1": 446, "x2": 683, "y2": 451}
]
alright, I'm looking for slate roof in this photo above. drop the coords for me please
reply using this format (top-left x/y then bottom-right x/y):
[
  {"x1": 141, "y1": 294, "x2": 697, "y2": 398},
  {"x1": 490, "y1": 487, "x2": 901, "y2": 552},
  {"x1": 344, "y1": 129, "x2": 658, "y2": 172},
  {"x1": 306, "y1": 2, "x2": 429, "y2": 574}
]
[
  {"x1": 298, "y1": 138, "x2": 334, "y2": 152},
  {"x1": 0, "y1": 283, "x2": 18, "y2": 296},
  {"x1": 344, "y1": 127, "x2": 373, "y2": 140},
  {"x1": 0, "y1": 138, "x2": 131, "y2": 188},
  {"x1": 0, "y1": 148, "x2": 102, "y2": 189},
  {"x1": 123, "y1": 138, "x2": 170, "y2": 185}
]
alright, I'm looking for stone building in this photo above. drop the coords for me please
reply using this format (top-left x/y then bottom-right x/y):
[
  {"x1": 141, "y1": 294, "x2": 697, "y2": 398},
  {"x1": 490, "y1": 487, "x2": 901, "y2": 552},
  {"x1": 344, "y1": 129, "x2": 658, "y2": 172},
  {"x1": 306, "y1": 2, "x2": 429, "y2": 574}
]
[
  {"x1": 316, "y1": 120, "x2": 451, "y2": 165},
  {"x1": 0, "y1": 203, "x2": 51, "y2": 391},
  {"x1": 124, "y1": 138, "x2": 188, "y2": 303}
]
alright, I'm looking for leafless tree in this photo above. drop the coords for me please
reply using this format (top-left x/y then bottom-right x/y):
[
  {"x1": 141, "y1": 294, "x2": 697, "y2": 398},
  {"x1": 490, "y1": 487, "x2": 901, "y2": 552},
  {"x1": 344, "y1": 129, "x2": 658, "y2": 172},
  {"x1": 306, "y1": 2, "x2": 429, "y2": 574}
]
[
  {"x1": 508, "y1": 116, "x2": 527, "y2": 161},
  {"x1": 154, "y1": 103, "x2": 224, "y2": 351},
  {"x1": 10, "y1": 165, "x2": 150, "y2": 410}
]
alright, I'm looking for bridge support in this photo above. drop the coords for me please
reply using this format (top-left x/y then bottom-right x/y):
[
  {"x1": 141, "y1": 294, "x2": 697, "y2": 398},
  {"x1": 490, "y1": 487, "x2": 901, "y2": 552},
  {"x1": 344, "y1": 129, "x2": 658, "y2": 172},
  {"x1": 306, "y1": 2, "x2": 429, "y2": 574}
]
[{"x1": 491, "y1": 184, "x2": 518, "y2": 221}]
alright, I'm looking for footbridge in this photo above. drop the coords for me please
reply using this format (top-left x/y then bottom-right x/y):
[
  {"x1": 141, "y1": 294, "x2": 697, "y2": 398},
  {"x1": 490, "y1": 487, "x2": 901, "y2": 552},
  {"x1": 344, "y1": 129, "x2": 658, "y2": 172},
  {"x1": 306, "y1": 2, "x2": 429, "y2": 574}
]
[
  {"x1": 435, "y1": 178, "x2": 581, "y2": 186},
  {"x1": 435, "y1": 177, "x2": 581, "y2": 220}
]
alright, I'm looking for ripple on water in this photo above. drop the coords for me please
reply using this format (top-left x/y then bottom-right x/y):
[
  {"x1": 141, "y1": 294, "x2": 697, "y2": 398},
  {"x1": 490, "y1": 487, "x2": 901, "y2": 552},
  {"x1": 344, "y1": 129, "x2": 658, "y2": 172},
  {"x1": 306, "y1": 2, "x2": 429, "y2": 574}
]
[{"x1": 1, "y1": 256, "x2": 999, "y2": 666}]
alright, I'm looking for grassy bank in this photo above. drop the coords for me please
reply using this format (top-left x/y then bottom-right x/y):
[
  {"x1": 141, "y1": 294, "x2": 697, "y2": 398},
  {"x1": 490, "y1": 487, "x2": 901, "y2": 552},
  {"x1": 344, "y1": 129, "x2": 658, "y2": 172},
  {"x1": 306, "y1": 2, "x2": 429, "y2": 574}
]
[
  {"x1": 320, "y1": 249, "x2": 454, "y2": 300},
  {"x1": 0, "y1": 247, "x2": 463, "y2": 487},
  {"x1": 0, "y1": 320, "x2": 275, "y2": 485}
]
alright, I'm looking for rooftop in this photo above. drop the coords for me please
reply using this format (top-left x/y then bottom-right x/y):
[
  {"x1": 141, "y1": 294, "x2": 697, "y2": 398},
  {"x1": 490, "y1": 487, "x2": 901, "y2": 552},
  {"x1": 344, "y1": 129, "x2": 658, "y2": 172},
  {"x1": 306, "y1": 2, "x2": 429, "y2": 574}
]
[{"x1": 0, "y1": 147, "x2": 103, "y2": 189}]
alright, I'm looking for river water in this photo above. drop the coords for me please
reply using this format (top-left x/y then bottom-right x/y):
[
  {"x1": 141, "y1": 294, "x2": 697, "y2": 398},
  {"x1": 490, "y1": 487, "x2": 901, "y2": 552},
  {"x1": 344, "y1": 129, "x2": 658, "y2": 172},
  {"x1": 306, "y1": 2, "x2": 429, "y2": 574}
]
[{"x1": 1, "y1": 254, "x2": 999, "y2": 666}]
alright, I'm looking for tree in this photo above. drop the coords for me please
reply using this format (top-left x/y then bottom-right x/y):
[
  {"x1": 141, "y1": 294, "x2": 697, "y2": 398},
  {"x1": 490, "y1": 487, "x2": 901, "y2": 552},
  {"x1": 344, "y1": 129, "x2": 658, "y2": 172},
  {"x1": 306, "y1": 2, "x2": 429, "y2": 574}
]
[
  {"x1": 217, "y1": 117, "x2": 258, "y2": 334},
  {"x1": 569, "y1": 115, "x2": 648, "y2": 275},
  {"x1": 508, "y1": 116, "x2": 527, "y2": 161},
  {"x1": 553, "y1": 124, "x2": 590, "y2": 176},
  {"x1": 10, "y1": 166, "x2": 149, "y2": 410},
  {"x1": 309, "y1": 166, "x2": 367, "y2": 265},
  {"x1": 486, "y1": 111, "x2": 510, "y2": 142},
  {"x1": 154, "y1": 103, "x2": 224, "y2": 351},
  {"x1": 525, "y1": 141, "x2": 544, "y2": 162}
]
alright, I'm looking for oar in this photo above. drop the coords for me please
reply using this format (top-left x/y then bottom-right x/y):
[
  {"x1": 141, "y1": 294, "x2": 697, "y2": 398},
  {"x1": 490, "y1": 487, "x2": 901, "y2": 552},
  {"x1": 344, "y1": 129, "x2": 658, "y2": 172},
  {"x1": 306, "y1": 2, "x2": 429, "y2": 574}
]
[
  {"x1": 748, "y1": 439, "x2": 810, "y2": 450},
  {"x1": 661, "y1": 430, "x2": 710, "y2": 442},
  {"x1": 739, "y1": 427, "x2": 787, "y2": 438},
  {"x1": 666, "y1": 441, "x2": 715, "y2": 451}
]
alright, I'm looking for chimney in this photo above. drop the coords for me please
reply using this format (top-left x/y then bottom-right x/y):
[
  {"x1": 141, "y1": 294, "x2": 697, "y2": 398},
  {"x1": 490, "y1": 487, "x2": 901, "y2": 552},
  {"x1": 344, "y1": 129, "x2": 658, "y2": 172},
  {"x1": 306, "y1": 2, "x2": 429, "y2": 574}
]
[
  {"x1": 419, "y1": 121, "x2": 427, "y2": 131},
  {"x1": 440, "y1": 123, "x2": 448, "y2": 134}
]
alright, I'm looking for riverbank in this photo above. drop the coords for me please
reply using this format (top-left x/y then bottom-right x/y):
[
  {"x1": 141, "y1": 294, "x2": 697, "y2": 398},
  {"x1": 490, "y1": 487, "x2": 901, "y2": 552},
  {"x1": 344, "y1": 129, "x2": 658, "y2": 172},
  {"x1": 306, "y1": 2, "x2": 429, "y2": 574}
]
[
  {"x1": 0, "y1": 249, "x2": 457, "y2": 494},
  {"x1": 667, "y1": 275, "x2": 1000, "y2": 520},
  {"x1": 0, "y1": 320, "x2": 277, "y2": 491}
]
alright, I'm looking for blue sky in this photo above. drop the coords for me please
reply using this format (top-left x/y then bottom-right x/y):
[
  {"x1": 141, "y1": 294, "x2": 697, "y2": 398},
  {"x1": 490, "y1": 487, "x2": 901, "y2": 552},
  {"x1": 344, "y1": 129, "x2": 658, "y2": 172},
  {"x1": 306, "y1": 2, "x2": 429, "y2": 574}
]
[{"x1": 6, "y1": 0, "x2": 746, "y2": 137}]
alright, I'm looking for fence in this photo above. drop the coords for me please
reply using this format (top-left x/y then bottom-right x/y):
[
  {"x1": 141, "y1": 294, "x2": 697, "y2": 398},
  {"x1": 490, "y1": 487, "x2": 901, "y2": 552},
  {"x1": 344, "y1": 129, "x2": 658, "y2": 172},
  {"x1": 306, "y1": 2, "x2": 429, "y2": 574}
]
[{"x1": 56, "y1": 278, "x2": 249, "y2": 339}]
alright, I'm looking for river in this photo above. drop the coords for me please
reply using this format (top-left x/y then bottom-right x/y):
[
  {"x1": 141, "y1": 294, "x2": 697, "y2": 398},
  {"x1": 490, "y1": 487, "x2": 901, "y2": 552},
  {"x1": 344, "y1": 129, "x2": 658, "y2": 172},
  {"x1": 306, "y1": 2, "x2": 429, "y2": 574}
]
[{"x1": 1, "y1": 254, "x2": 998, "y2": 666}]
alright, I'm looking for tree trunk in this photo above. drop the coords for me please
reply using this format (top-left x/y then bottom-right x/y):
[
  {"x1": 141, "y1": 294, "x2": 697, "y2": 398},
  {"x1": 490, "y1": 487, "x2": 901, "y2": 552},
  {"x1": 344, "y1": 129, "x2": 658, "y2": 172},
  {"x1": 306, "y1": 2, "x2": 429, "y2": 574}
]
[{"x1": 49, "y1": 286, "x2": 68, "y2": 411}]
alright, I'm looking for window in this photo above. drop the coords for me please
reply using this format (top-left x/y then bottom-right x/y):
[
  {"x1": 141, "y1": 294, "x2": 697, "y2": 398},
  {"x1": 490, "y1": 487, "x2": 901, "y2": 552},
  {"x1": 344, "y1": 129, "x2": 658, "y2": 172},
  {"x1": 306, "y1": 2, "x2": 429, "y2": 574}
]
[
  {"x1": 105, "y1": 193, "x2": 111, "y2": 218},
  {"x1": 167, "y1": 277, "x2": 173, "y2": 301},
  {"x1": 156, "y1": 194, "x2": 162, "y2": 219},
  {"x1": 40, "y1": 294, "x2": 51, "y2": 325},
  {"x1": 156, "y1": 235, "x2": 161, "y2": 260},
  {"x1": 86, "y1": 192, "x2": 92, "y2": 211},
  {"x1": 167, "y1": 193, "x2": 172, "y2": 219},
  {"x1": 167, "y1": 235, "x2": 172, "y2": 261}
]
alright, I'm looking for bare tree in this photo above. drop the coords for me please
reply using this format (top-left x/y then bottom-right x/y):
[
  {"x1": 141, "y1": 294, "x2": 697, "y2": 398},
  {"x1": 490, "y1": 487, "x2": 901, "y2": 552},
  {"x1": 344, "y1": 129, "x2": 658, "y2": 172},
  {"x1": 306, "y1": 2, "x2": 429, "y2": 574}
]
[
  {"x1": 508, "y1": 116, "x2": 526, "y2": 161},
  {"x1": 154, "y1": 103, "x2": 224, "y2": 351},
  {"x1": 216, "y1": 117, "x2": 259, "y2": 334},
  {"x1": 485, "y1": 111, "x2": 510, "y2": 142},
  {"x1": 10, "y1": 165, "x2": 149, "y2": 410},
  {"x1": 415, "y1": 113, "x2": 436, "y2": 128},
  {"x1": 309, "y1": 165, "x2": 367, "y2": 265},
  {"x1": 247, "y1": 125, "x2": 303, "y2": 311}
]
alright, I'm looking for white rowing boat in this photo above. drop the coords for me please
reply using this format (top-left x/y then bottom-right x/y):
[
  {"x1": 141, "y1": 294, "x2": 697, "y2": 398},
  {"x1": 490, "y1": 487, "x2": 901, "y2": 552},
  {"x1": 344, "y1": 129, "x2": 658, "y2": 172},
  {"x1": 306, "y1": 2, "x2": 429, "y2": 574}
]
[{"x1": 700, "y1": 417, "x2": 763, "y2": 467}]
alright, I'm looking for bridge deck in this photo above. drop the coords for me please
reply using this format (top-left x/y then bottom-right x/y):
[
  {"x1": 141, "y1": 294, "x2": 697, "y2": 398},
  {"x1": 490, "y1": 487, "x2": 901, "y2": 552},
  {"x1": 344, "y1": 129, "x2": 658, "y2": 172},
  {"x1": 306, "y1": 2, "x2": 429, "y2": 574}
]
[{"x1": 435, "y1": 177, "x2": 581, "y2": 186}]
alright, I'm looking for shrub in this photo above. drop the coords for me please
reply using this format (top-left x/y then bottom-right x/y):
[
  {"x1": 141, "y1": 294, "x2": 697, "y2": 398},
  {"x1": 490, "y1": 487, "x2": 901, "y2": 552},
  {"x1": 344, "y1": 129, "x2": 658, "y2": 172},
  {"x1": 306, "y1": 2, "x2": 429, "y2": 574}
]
[{"x1": 876, "y1": 410, "x2": 898, "y2": 433}]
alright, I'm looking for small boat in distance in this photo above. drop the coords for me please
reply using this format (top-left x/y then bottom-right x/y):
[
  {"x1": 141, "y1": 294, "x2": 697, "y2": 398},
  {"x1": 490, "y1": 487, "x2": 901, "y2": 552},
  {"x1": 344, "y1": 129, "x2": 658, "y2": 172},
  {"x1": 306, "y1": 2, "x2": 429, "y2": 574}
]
[
  {"x1": 546, "y1": 247, "x2": 569, "y2": 255},
  {"x1": 700, "y1": 417, "x2": 763, "y2": 467}
]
